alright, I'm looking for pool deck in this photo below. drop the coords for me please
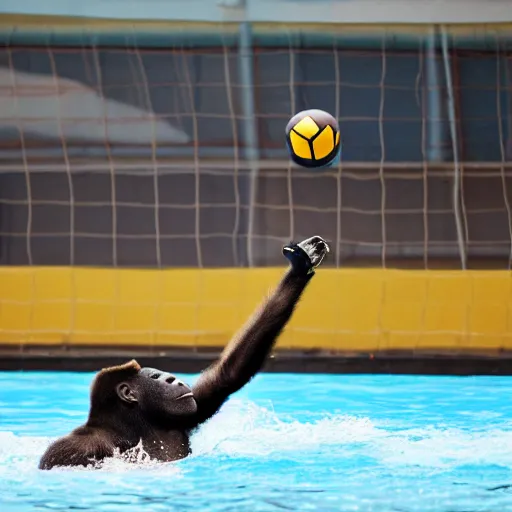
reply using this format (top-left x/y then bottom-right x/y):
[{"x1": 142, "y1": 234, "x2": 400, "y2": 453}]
[{"x1": 1, "y1": 346, "x2": 512, "y2": 375}]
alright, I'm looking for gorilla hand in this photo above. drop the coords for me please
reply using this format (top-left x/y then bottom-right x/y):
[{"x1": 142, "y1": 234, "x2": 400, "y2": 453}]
[{"x1": 282, "y1": 235, "x2": 330, "y2": 275}]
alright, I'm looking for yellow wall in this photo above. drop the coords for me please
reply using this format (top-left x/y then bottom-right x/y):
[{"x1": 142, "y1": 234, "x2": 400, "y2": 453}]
[{"x1": 0, "y1": 266, "x2": 510, "y2": 352}]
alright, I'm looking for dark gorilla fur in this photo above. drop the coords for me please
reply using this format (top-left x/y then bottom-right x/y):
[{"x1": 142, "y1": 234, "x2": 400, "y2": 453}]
[{"x1": 38, "y1": 236, "x2": 329, "y2": 470}]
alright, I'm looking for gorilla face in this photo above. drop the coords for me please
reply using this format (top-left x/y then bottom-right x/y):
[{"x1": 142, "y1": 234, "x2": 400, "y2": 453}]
[{"x1": 116, "y1": 367, "x2": 198, "y2": 425}]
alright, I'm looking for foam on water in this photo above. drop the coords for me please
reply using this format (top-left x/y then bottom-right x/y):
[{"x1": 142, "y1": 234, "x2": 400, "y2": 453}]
[
  {"x1": 0, "y1": 401, "x2": 373, "y2": 474},
  {"x1": 2, "y1": 398, "x2": 512, "y2": 472}
]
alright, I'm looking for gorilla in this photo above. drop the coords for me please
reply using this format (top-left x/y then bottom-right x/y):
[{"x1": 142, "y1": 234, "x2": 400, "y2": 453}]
[{"x1": 39, "y1": 236, "x2": 329, "y2": 470}]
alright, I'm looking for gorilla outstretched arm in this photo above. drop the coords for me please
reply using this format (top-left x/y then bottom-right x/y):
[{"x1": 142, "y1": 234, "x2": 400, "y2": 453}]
[
  {"x1": 38, "y1": 236, "x2": 329, "y2": 469},
  {"x1": 189, "y1": 236, "x2": 329, "y2": 427}
]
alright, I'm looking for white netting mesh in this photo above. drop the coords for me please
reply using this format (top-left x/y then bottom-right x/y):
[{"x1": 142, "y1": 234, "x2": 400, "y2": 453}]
[
  {"x1": 1, "y1": 41, "x2": 511, "y2": 269},
  {"x1": 0, "y1": 31, "x2": 511, "y2": 349}
]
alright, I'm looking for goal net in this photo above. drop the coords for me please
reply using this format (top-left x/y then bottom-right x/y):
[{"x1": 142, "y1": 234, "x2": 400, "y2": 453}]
[{"x1": 0, "y1": 26, "x2": 511, "y2": 355}]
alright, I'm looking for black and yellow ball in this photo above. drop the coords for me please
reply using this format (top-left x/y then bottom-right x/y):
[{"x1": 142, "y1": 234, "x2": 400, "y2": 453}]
[{"x1": 285, "y1": 109, "x2": 341, "y2": 169}]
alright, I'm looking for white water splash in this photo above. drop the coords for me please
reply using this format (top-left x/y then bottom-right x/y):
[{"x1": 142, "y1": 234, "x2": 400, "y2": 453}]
[
  {"x1": 190, "y1": 399, "x2": 379, "y2": 458},
  {"x1": 2, "y1": 397, "x2": 512, "y2": 475},
  {"x1": 375, "y1": 425, "x2": 512, "y2": 469}
]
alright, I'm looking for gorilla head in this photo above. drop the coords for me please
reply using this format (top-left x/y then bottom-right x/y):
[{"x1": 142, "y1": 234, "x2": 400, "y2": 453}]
[{"x1": 88, "y1": 360, "x2": 197, "y2": 431}]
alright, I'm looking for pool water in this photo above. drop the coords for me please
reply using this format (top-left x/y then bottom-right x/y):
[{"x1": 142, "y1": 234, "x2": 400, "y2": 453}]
[{"x1": 1, "y1": 372, "x2": 512, "y2": 511}]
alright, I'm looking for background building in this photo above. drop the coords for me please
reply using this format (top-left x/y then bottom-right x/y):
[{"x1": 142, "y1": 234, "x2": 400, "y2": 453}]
[{"x1": 0, "y1": 0, "x2": 511, "y2": 370}]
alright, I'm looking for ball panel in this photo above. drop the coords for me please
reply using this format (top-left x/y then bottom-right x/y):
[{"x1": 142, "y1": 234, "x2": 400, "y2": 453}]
[
  {"x1": 289, "y1": 143, "x2": 340, "y2": 168},
  {"x1": 312, "y1": 125, "x2": 334, "y2": 160},
  {"x1": 289, "y1": 130, "x2": 312, "y2": 159},
  {"x1": 335, "y1": 131, "x2": 340, "y2": 146},
  {"x1": 292, "y1": 116, "x2": 320, "y2": 139}
]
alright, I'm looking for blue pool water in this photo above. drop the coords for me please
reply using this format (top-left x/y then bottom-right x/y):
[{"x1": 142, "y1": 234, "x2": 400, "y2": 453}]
[{"x1": 1, "y1": 372, "x2": 512, "y2": 511}]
